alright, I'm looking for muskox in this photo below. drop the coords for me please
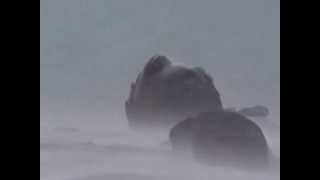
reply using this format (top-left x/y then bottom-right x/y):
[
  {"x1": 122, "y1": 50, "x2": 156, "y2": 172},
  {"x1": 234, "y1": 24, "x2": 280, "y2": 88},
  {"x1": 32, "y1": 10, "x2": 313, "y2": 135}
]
[
  {"x1": 170, "y1": 111, "x2": 271, "y2": 171},
  {"x1": 125, "y1": 55, "x2": 223, "y2": 130}
]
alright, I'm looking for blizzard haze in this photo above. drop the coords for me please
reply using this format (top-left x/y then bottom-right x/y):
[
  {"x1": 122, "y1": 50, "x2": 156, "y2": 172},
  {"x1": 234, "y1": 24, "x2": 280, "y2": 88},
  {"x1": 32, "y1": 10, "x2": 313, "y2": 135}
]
[{"x1": 40, "y1": 0, "x2": 280, "y2": 180}]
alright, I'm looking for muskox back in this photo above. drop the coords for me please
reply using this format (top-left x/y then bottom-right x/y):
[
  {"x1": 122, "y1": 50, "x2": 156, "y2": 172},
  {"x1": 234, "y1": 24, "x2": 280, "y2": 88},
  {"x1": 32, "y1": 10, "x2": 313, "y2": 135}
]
[
  {"x1": 125, "y1": 55, "x2": 223, "y2": 130},
  {"x1": 169, "y1": 111, "x2": 271, "y2": 171}
]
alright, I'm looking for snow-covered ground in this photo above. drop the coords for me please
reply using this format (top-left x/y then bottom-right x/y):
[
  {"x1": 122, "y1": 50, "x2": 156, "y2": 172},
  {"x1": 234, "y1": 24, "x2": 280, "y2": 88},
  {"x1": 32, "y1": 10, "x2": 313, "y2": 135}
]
[{"x1": 40, "y1": 110, "x2": 279, "y2": 180}]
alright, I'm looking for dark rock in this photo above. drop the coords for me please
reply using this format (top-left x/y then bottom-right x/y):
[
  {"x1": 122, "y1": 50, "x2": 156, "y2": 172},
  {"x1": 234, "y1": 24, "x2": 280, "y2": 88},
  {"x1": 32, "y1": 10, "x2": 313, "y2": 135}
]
[
  {"x1": 125, "y1": 55, "x2": 223, "y2": 130},
  {"x1": 239, "y1": 105, "x2": 269, "y2": 117},
  {"x1": 169, "y1": 110, "x2": 270, "y2": 170}
]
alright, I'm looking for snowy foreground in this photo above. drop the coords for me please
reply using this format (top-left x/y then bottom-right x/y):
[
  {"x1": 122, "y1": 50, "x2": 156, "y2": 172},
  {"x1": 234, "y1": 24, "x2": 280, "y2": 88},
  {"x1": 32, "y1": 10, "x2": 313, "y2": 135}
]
[{"x1": 40, "y1": 113, "x2": 280, "y2": 180}]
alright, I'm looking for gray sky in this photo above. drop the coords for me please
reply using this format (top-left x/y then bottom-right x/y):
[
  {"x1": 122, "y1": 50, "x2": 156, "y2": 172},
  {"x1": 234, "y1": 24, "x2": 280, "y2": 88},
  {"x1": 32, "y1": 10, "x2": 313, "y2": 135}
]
[{"x1": 40, "y1": 0, "x2": 279, "y2": 121}]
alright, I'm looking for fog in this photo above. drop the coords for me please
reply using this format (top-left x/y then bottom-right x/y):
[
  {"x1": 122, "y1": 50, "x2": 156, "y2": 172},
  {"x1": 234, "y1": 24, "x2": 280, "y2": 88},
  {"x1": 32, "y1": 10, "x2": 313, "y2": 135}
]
[{"x1": 40, "y1": 0, "x2": 280, "y2": 179}]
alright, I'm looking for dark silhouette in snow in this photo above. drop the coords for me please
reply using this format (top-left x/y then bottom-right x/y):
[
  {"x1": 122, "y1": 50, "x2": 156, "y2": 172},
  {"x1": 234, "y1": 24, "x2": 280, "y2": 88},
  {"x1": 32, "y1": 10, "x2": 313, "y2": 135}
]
[
  {"x1": 125, "y1": 55, "x2": 223, "y2": 130},
  {"x1": 169, "y1": 110, "x2": 270, "y2": 170}
]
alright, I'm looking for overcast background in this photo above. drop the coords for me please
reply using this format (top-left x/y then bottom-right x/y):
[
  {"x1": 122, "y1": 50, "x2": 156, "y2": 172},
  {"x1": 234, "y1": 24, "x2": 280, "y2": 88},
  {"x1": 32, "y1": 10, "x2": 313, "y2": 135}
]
[{"x1": 40, "y1": 0, "x2": 279, "y2": 122}]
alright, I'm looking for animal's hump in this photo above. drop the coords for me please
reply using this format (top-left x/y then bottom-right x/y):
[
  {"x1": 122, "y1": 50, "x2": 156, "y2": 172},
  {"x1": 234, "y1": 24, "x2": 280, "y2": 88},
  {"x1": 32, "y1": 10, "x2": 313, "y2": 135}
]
[{"x1": 143, "y1": 54, "x2": 172, "y2": 77}]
